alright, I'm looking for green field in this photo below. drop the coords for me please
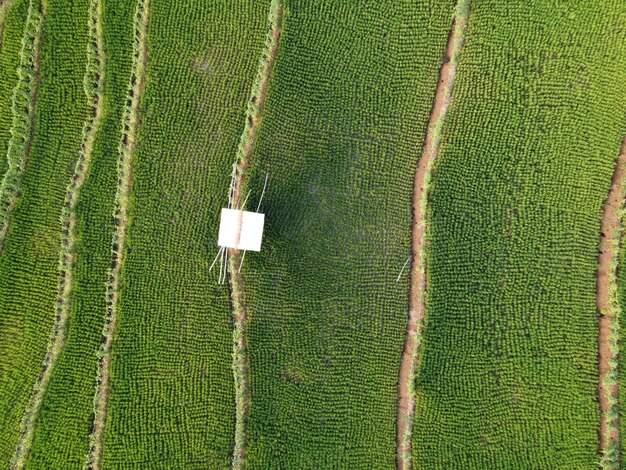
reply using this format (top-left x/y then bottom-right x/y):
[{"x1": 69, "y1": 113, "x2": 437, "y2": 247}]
[
  {"x1": 101, "y1": 1, "x2": 268, "y2": 467},
  {"x1": 414, "y1": 1, "x2": 626, "y2": 468},
  {"x1": 243, "y1": 1, "x2": 452, "y2": 467},
  {"x1": 0, "y1": 0, "x2": 91, "y2": 465},
  {"x1": 0, "y1": 0, "x2": 28, "y2": 178},
  {"x1": 0, "y1": 0, "x2": 625, "y2": 468}
]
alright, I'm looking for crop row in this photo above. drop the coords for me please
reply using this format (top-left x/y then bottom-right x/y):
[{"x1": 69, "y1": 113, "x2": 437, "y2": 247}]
[
  {"x1": 414, "y1": 1, "x2": 626, "y2": 468},
  {"x1": 0, "y1": 0, "x2": 27, "y2": 179},
  {"x1": 87, "y1": 0, "x2": 149, "y2": 467},
  {"x1": 24, "y1": 0, "x2": 138, "y2": 466},
  {"x1": 397, "y1": 1, "x2": 470, "y2": 468},
  {"x1": 228, "y1": 1, "x2": 284, "y2": 468},
  {"x1": 0, "y1": 0, "x2": 41, "y2": 249},
  {"x1": 0, "y1": 0, "x2": 92, "y2": 465},
  {"x1": 243, "y1": 0, "x2": 454, "y2": 467},
  {"x1": 99, "y1": 1, "x2": 269, "y2": 467},
  {"x1": 10, "y1": 0, "x2": 105, "y2": 466}
]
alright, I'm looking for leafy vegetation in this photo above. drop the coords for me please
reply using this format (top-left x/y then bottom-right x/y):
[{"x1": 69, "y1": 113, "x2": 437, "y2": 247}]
[
  {"x1": 413, "y1": 1, "x2": 626, "y2": 468},
  {"x1": 0, "y1": 0, "x2": 27, "y2": 178},
  {"x1": 24, "y1": 0, "x2": 135, "y2": 466},
  {"x1": 0, "y1": 0, "x2": 623, "y2": 467},
  {"x1": 100, "y1": 1, "x2": 268, "y2": 467},
  {"x1": 243, "y1": 1, "x2": 453, "y2": 467},
  {"x1": 0, "y1": 0, "x2": 92, "y2": 464},
  {"x1": 0, "y1": 0, "x2": 41, "y2": 248}
]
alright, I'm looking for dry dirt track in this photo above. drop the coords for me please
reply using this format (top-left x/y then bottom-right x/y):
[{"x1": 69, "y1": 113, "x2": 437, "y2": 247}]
[{"x1": 597, "y1": 137, "x2": 626, "y2": 466}]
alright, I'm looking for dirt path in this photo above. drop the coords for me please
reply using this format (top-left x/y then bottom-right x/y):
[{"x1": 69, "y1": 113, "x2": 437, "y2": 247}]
[
  {"x1": 9, "y1": 1, "x2": 105, "y2": 468},
  {"x1": 228, "y1": 2, "x2": 283, "y2": 469},
  {"x1": 86, "y1": 1, "x2": 149, "y2": 468},
  {"x1": 0, "y1": 0, "x2": 43, "y2": 255},
  {"x1": 597, "y1": 137, "x2": 626, "y2": 469},
  {"x1": 396, "y1": 2, "x2": 470, "y2": 469}
]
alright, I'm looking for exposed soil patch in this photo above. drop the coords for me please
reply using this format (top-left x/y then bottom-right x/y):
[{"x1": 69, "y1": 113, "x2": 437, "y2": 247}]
[
  {"x1": 597, "y1": 137, "x2": 626, "y2": 468},
  {"x1": 396, "y1": 4, "x2": 470, "y2": 469}
]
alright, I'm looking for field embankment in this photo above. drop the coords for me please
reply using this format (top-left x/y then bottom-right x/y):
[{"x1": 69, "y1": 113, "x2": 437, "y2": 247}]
[
  {"x1": 98, "y1": 1, "x2": 269, "y2": 467},
  {"x1": 412, "y1": 1, "x2": 626, "y2": 467},
  {"x1": 10, "y1": 0, "x2": 105, "y2": 467},
  {"x1": 243, "y1": 1, "x2": 453, "y2": 467},
  {"x1": 598, "y1": 137, "x2": 626, "y2": 469},
  {"x1": 24, "y1": 0, "x2": 137, "y2": 467},
  {"x1": 0, "y1": 0, "x2": 27, "y2": 178},
  {"x1": 0, "y1": 0, "x2": 41, "y2": 251},
  {"x1": 397, "y1": 1, "x2": 469, "y2": 468},
  {"x1": 87, "y1": 0, "x2": 149, "y2": 467},
  {"x1": 0, "y1": 0, "x2": 95, "y2": 464},
  {"x1": 228, "y1": 1, "x2": 283, "y2": 468}
]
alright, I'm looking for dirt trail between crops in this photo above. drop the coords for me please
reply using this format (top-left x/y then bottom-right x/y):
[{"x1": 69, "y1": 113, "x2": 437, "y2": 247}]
[
  {"x1": 597, "y1": 137, "x2": 626, "y2": 463},
  {"x1": 228, "y1": 4, "x2": 282, "y2": 469},
  {"x1": 396, "y1": 6, "x2": 469, "y2": 470},
  {"x1": 87, "y1": 1, "x2": 149, "y2": 469}
]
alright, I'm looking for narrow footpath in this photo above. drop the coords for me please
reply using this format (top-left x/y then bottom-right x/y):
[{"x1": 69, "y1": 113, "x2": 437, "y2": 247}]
[
  {"x1": 228, "y1": 1, "x2": 283, "y2": 469},
  {"x1": 597, "y1": 137, "x2": 626, "y2": 470}
]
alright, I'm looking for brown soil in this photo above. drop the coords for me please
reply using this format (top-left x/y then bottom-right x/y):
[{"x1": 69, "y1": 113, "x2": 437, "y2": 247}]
[
  {"x1": 597, "y1": 137, "x2": 626, "y2": 461},
  {"x1": 396, "y1": 14, "x2": 468, "y2": 470}
]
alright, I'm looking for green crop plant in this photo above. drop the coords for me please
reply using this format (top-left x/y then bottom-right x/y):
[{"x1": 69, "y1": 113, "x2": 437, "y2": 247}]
[
  {"x1": 0, "y1": 0, "x2": 41, "y2": 249},
  {"x1": 87, "y1": 0, "x2": 149, "y2": 467},
  {"x1": 413, "y1": 1, "x2": 626, "y2": 468},
  {"x1": 99, "y1": 1, "x2": 269, "y2": 467},
  {"x1": 243, "y1": 0, "x2": 454, "y2": 467},
  {"x1": 0, "y1": 0, "x2": 94, "y2": 464},
  {"x1": 10, "y1": 0, "x2": 105, "y2": 465},
  {"x1": 16, "y1": 0, "x2": 135, "y2": 466},
  {"x1": 228, "y1": 1, "x2": 283, "y2": 468},
  {"x1": 0, "y1": 0, "x2": 28, "y2": 179}
]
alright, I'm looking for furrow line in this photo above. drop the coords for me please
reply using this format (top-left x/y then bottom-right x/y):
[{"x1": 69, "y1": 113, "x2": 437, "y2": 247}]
[
  {"x1": 85, "y1": 0, "x2": 149, "y2": 467},
  {"x1": 396, "y1": 1, "x2": 470, "y2": 469},
  {"x1": 229, "y1": 1, "x2": 283, "y2": 469},
  {"x1": 9, "y1": 0, "x2": 105, "y2": 466},
  {"x1": 9, "y1": 0, "x2": 105, "y2": 467},
  {"x1": 598, "y1": 137, "x2": 626, "y2": 470},
  {"x1": 0, "y1": 0, "x2": 42, "y2": 254}
]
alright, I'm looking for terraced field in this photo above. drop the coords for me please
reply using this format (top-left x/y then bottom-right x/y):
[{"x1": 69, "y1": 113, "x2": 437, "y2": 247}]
[
  {"x1": 413, "y1": 1, "x2": 626, "y2": 468},
  {"x1": 242, "y1": 1, "x2": 453, "y2": 467},
  {"x1": 0, "y1": 0, "x2": 625, "y2": 469}
]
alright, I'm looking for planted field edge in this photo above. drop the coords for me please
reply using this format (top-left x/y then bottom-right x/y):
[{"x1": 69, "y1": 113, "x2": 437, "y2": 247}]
[
  {"x1": 598, "y1": 137, "x2": 626, "y2": 470},
  {"x1": 228, "y1": 0, "x2": 283, "y2": 468},
  {"x1": 0, "y1": 0, "x2": 16, "y2": 48},
  {"x1": 396, "y1": 1, "x2": 470, "y2": 469},
  {"x1": 8, "y1": 0, "x2": 105, "y2": 467},
  {"x1": 86, "y1": 0, "x2": 148, "y2": 467},
  {"x1": 0, "y1": 0, "x2": 42, "y2": 253}
]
